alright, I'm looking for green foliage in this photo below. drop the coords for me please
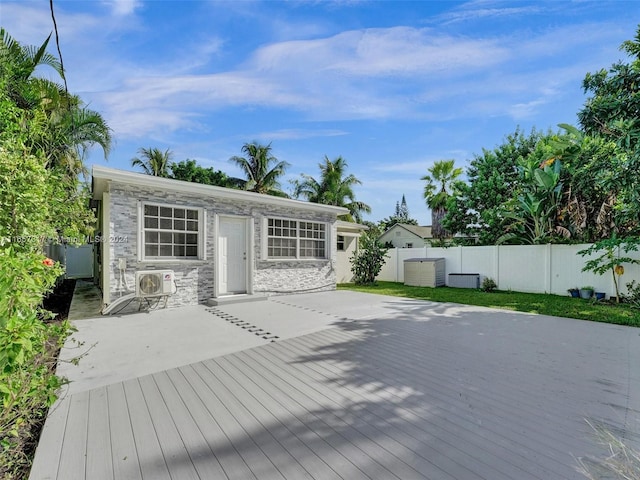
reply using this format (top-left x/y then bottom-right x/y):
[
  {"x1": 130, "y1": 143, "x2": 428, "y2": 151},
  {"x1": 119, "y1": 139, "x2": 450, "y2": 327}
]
[
  {"x1": 292, "y1": 155, "x2": 370, "y2": 222},
  {"x1": 497, "y1": 152, "x2": 569, "y2": 245},
  {"x1": 624, "y1": 280, "x2": 640, "y2": 309},
  {"x1": 422, "y1": 159, "x2": 462, "y2": 240},
  {"x1": 481, "y1": 277, "x2": 497, "y2": 292},
  {"x1": 574, "y1": 25, "x2": 640, "y2": 233},
  {"x1": 350, "y1": 232, "x2": 389, "y2": 285},
  {"x1": 0, "y1": 248, "x2": 71, "y2": 480},
  {"x1": 578, "y1": 235, "x2": 640, "y2": 302},
  {"x1": 230, "y1": 142, "x2": 289, "y2": 196},
  {"x1": 0, "y1": 28, "x2": 106, "y2": 477},
  {"x1": 442, "y1": 128, "x2": 546, "y2": 245},
  {"x1": 0, "y1": 143, "x2": 55, "y2": 249},
  {"x1": 170, "y1": 158, "x2": 230, "y2": 187},
  {"x1": 131, "y1": 147, "x2": 172, "y2": 177},
  {"x1": 379, "y1": 195, "x2": 418, "y2": 231}
]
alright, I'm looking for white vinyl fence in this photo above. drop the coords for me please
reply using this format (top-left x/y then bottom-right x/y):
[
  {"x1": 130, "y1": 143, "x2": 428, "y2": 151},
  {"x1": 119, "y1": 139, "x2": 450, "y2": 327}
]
[{"x1": 377, "y1": 244, "x2": 640, "y2": 298}]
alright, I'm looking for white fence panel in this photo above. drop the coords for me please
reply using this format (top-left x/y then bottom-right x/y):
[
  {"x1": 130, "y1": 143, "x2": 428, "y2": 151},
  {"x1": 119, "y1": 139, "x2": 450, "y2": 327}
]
[
  {"x1": 375, "y1": 244, "x2": 640, "y2": 298},
  {"x1": 426, "y1": 247, "x2": 461, "y2": 276},
  {"x1": 498, "y1": 245, "x2": 547, "y2": 293},
  {"x1": 459, "y1": 246, "x2": 496, "y2": 279},
  {"x1": 550, "y1": 244, "x2": 601, "y2": 295},
  {"x1": 377, "y1": 248, "x2": 399, "y2": 281}
]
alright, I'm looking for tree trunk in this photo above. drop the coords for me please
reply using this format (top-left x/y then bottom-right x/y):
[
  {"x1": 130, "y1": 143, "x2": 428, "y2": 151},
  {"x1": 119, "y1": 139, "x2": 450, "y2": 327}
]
[{"x1": 432, "y1": 207, "x2": 448, "y2": 240}]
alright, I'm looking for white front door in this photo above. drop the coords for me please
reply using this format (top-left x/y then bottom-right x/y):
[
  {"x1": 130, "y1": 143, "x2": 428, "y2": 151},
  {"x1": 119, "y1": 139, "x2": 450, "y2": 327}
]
[{"x1": 218, "y1": 217, "x2": 248, "y2": 295}]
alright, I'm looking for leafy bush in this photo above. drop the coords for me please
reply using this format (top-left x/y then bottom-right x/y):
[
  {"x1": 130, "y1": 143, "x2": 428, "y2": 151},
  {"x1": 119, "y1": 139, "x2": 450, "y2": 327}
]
[
  {"x1": 579, "y1": 235, "x2": 640, "y2": 303},
  {"x1": 625, "y1": 280, "x2": 640, "y2": 309},
  {"x1": 481, "y1": 277, "x2": 497, "y2": 292},
  {"x1": 350, "y1": 233, "x2": 389, "y2": 285},
  {"x1": 0, "y1": 248, "x2": 70, "y2": 479}
]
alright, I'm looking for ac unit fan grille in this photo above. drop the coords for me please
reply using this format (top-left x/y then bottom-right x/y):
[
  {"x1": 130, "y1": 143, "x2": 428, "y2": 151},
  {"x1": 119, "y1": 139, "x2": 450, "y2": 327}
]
[{"x1": 139, "y1": 274, "x2": 162, "y2": 295}]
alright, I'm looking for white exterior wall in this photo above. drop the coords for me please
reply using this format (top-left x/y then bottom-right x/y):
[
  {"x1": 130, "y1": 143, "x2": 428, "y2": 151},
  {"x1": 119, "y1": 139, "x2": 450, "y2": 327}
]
[
  {"x1": 103, "y1": 182, "x2": 338, "y2": 307},
  {"x1": 336, "y1": 235, "x2": 359, "y2": 283},
  {"x1": 375, "y1": 244, "x2": 640, "y2": 298}
]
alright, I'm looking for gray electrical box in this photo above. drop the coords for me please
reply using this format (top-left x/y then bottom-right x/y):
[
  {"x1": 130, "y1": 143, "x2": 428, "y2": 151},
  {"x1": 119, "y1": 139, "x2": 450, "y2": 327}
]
[{"x1": 404, "y1": 258, "x2": 446, "y2": 287}]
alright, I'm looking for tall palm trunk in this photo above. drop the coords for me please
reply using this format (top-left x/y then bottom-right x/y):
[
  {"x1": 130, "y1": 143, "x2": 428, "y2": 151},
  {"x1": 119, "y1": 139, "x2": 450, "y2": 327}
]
[{"x1": 432, "y1": 206, "x2": 448, "y2": 240}]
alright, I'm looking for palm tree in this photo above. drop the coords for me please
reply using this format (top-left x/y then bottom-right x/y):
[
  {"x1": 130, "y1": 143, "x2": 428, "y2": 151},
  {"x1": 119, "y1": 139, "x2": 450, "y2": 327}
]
[
  {"x1": 422, "y1": 159, "x2": 463, "y2": 240},
  {"x1": 0, "y1": 28, "x2": 65, "y2": 110},
  {"x1": 293, "y1": 156, "x2": 371, "y2": 222},
  {"x1": 131, "y1": 147, "x2": 172, "y2": 177},
  {"x1": 1, "y1": 28, "x2": 111, "y2": 176},
  {"x1": 229, "y1": 142, "x2": 289, "y2": 196}
]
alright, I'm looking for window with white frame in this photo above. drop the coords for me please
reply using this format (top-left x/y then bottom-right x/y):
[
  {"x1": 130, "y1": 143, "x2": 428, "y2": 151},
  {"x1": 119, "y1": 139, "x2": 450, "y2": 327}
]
[
  {"x1": 142, "y1": 203, "x2": 203, "y2": 259},
  {"x1": 337, "y1": 235, "x2": 345, "y2": 251},
  {"x1": 267, "y1": 218, "x2": 327, "y2": 259}
]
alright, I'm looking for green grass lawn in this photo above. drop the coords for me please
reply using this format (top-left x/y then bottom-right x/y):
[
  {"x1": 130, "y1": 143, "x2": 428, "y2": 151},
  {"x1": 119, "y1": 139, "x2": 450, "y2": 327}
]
[{"x1": 338, "y1": 281, "x2": 640, "y2": 327}]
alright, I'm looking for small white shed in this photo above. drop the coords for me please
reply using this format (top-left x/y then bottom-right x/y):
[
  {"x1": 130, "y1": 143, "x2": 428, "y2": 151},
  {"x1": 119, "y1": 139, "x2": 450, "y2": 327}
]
[{"x1": 404, "y1": 257, "x2": 446, "y2": 287}]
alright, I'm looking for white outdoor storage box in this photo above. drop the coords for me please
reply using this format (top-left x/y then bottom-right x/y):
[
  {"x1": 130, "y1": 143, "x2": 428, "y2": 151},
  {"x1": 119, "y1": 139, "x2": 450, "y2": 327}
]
[{"x1": 403, "y1": 258, "x2": 446, "y2": 287}]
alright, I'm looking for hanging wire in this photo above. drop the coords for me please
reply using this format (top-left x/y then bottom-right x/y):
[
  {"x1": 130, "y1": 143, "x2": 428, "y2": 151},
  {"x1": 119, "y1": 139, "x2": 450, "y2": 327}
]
[{"x1": 49, "y1": 0, "x2": 69, "y2": 99}]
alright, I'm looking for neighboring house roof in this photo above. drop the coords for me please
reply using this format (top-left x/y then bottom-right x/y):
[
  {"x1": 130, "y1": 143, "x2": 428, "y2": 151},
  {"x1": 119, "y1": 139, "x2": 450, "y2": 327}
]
[
  {"x1": 396, "y1": 224, "x2": 433, "y2": 239},
  {"x1": 92, "y1": 166, "x2": 349, "y2": 216},
  {"x1": 378, "y1": 223, "x2": 433, "y2": 241}
]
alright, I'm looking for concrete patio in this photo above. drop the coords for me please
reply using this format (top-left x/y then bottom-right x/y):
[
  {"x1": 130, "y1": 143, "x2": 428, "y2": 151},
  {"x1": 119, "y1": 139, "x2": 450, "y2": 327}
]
[{"x1": 30, "y1": 290, "x2": 640, "y2": 479}]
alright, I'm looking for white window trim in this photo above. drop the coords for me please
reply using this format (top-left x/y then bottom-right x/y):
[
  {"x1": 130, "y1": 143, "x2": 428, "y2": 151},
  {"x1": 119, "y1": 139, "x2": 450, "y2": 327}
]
[
  {"x1": 263, "y1": 216, "x2": 329, "y2": 261},
  {"x1": 138, "y1": 201, "x2": 206, "y2": 262}
]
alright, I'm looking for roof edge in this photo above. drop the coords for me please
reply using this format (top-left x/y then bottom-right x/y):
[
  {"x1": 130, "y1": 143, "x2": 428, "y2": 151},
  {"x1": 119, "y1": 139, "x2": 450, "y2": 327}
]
[{"x1": 92, "y1": 165, "x2": 349, "y2": 215}]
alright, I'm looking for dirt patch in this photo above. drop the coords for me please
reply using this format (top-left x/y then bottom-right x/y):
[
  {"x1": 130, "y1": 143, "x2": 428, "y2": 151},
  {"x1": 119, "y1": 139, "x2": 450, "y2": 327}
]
[{"x1": 43, "y1": 278, "x2": 76, "y2": 322}]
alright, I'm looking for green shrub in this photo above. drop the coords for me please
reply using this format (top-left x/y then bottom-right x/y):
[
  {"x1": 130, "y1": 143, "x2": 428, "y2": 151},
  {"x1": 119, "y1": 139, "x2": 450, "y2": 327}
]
[
  {"x1": 481, "y1": 277, "x2": 497, "y2": 292},
  {"x1": 625, "y1": 280, "x2": 640, "y2": 309},
  {"x1": 350, "y1": 233, "x2": 389, "y2": 285},
  {"x1": 0, "y1": 248, "x2": 70, "y2": 480}
]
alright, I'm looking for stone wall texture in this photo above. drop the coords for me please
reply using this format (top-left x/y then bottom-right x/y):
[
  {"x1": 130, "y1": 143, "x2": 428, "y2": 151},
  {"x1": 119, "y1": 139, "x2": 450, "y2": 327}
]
[{"x1": 105, "y1": 182, "x2": 338, "y2": 307}]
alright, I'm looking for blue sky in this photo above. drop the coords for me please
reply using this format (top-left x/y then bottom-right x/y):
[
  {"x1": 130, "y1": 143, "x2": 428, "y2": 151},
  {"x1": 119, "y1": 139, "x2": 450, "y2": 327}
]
[{"x1": 2, "y1": 0, "x2": 638, "y2": 225}]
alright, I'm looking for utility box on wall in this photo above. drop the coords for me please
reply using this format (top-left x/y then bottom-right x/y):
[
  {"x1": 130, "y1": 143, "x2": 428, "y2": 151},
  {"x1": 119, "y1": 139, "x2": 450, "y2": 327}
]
[{"x1": 404, "y1": 258, "x2": 446, "y2": 287}]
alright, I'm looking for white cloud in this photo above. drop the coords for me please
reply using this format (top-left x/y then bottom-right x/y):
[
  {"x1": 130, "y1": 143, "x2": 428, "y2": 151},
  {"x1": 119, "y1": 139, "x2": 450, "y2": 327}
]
[
  {"x1": 250, "y1": 27, "x2": 509, "y2": 77},
  {"x1": 253, "y1": 129, "x2": 349, "y2": 141},
  {"x1": 103, "y1": 0, "x2": 142, "y2": 17}
]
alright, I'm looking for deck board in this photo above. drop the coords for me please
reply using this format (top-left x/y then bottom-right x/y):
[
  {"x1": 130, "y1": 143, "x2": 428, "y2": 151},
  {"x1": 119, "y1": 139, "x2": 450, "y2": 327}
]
[
  {"x1": 209, "y1": 356, "x2": 343, "y2": 480},
  {"x1": 28, "y1": 395, "x2": 71, "y2": 480},
  {"x1": 56, "y1": 390, "x2": 89, "y2": 480},
  {"x1": 292, "y1": 331, "x2": 562, "y2": 479},
  {"x1": 30, "y1": 294, "x2": 639, "y2": 480},
  {"x1": 106, "y1": 383, "x2": 143, "y2": 480},
  {"x1": 122, "y1": 378, "x2": 172, "y2": 480},
  {"x1": 86, "y1": 388, "x2": 114, "y2": 480}
]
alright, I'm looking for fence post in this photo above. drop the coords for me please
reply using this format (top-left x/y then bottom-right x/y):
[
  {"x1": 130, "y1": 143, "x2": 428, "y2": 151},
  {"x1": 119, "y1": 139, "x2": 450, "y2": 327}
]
[
  {"x1": 545, "y1": 243, "x2": 552, "y2": 294},
  {"x1": 494, "y1": 245, "x2": 500, "y2": 287}
]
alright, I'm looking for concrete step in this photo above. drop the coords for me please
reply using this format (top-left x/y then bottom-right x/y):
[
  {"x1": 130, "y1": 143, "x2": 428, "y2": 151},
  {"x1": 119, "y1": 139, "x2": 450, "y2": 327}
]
[{"x1": 207, "y1": 294, "x2": 268, "y2": 306}]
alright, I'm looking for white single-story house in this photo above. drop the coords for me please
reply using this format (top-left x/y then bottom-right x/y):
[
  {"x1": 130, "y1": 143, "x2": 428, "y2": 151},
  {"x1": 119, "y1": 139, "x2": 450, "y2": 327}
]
[
  {"x1": 91, "y1": 166, "x2": 364, "y2": 309},
  {"x1": 378, "y1": 223, "x2": 433, "y2": 248}
]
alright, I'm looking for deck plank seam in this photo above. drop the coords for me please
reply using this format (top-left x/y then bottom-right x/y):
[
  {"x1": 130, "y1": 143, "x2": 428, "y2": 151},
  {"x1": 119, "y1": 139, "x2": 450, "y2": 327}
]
[{"x1": 211, "y1": 355, "x2": 349, "y2": 480}]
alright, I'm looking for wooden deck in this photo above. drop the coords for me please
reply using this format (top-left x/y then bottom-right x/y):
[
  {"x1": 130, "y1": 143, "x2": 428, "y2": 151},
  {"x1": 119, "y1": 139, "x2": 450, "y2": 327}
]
[{"x1": 30, "y1": 300, "x2": 640, "y2": 479}]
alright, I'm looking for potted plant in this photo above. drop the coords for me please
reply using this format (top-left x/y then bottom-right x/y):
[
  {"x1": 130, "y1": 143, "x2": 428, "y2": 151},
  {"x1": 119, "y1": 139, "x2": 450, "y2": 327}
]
[
  {"x1": 594, "y1": 291, "x2": 606, "y2": 301},
  {"x1": 567, "y1": 287, "x2": 580, "y2": 298},
  {"x1": 579, "y1": 286, "x2": 594, "y2": 299}
]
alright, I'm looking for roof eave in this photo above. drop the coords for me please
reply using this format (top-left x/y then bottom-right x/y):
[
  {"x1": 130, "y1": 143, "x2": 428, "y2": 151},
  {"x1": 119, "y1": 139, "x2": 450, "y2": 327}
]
[{"x1": 91, "y1": 166, "x2": 349, "y2": 216}]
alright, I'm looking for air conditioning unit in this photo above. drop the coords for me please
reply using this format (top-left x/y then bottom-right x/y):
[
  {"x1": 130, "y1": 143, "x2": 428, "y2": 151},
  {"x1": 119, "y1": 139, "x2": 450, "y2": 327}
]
[{"x1": 135, "y1": 270, "x2": 174, "y2": 297}]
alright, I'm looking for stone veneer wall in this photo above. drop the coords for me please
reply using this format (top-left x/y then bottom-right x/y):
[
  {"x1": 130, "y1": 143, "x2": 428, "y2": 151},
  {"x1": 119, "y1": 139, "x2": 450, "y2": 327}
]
[{"x1": 106, "y1": 182, "x2": 337, "y2": 307}]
